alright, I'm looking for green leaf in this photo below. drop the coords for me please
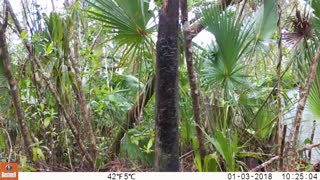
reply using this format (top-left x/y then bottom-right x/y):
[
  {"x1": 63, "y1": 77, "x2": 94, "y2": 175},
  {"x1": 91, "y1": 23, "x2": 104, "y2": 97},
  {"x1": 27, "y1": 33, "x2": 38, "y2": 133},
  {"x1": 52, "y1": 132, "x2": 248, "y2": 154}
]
[
  {"x1": 85, "y1": 0, "x2": 155, "y2": 64},
  {"x1": 307, "y1": 65, "x2": 320, "y2": 118},
  {"x1": 46, "y1": 42, "x2": 54, "y2": 54},
  {"x1": 37, "y1": 148, "x2": 45, "y2": 160},
  {"x1": 40, "y1": 104, "x2": 45, "y2": 111},
  {"x1": 44, "y1": 117, "x2": 51, "y2": 128},
  {"x1": 206, "y1": 130, "x2": 237, "y2": 171},
  {"x1": 201, "y1": 7, "x2": 252, "y2": 97},
  {"x1": 32, "y1": 147, "x2": 45, "y2": 161},
  {"x1": 252, "y1": 0, "x2": 278, "y2": 42},
  {"x1": 0, "y1": 130, "x2": 5, "y2": 150},
  {"x1": 312, "y1": 0, "x2": 320, "y2": 18},
  {"x1": 32, "y1": 148, "x2": 38, "y2": 161},
  {"x1": 21, "y1": 30, "x2": 28, "y2": 40},
  {"x1": 192, "y1": 137, "x2": 202, "y2": 171},
  {"x1": 20, "y1": 155, "x2": 27, "y2": 167},
  {"x1": 146, "y1": 138, "x2": 153, "y2": 152},
  {"x1": 203, "y1": 153, "x2": 218, "y2": 172}
]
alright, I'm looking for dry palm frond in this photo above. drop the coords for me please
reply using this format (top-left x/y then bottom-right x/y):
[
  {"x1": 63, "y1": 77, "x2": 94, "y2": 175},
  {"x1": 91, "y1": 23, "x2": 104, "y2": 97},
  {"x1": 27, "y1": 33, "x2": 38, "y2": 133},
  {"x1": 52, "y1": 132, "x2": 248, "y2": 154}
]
[{"x1": 282, "y1": 10, "x2": 313, "y2": 49}]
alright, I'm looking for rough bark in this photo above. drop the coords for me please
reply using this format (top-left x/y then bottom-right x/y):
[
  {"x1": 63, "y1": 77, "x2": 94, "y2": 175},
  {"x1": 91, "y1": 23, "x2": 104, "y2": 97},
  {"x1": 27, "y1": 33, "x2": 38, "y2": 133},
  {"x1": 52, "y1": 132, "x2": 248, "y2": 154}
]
[
  {"x1": 288, "y1": 47, "x2": 320, "y2": 150},
  {"x1": 0, "y1": 9, "x2": 33, "y2": 160},
  {"x1": 276, "y1": 0, "x2": 283, "y2": 159},
  {"x1": 180, "y1": 0, "x2": 206, "y2": 163},
  {"x1": 155, "y1": 0, "x2": 180, "y2": 172}
]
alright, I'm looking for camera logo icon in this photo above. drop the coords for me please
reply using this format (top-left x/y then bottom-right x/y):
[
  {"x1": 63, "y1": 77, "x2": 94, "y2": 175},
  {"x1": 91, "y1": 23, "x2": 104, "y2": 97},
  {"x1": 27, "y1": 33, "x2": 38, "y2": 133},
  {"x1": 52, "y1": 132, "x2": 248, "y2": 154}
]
[{"x1": 5, "y1": 165, "x2": 13, "y2": 171}]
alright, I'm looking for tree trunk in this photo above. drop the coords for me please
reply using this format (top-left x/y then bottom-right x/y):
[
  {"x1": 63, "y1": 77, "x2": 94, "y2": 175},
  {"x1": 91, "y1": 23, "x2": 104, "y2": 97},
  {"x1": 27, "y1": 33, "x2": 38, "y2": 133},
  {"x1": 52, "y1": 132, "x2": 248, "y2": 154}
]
[
  {"x1": 155, "y1": 0, "x2": 180, "y2": 172},
  {"x1": 180, "y1": 0, "x2": 206, "y2": 163},
  {"x1": 288, "y1": 47, "x2": 320, "y2": 151},
  {"x1": 276, "y1": 0, "x2": 283, "y2": 166},
  {"x1": 0, "y1": 10, "x2": 33, "y2": 160}
]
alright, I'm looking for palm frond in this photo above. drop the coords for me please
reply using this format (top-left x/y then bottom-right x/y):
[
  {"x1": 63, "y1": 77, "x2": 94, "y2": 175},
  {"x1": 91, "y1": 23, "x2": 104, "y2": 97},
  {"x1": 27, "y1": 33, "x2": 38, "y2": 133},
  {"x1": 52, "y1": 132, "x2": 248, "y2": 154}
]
[
  {"x1": 202, "y1": 7, "x2": 252, "y2": 70},
  {"x1": 307, "y1": 65, "x2": 320, "y2": 119},
  {"x1": 311, "y1": 0, "x2": 320, "y2": 18},
  {"x1": 201, "y1": 8, "x2": 252, "y2": 96},
  {"x1": 85, "y1": 0, "x2": 155, "y2": 59},
  {"x1": 251, "y1": 0, "x2": 278, "y2": 44}
]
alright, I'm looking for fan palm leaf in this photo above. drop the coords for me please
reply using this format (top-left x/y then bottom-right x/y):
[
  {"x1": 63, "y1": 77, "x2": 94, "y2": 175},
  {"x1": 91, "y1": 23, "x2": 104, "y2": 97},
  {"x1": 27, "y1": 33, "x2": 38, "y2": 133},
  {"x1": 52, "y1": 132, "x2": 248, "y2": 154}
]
[
  {"x1": 85, "y1": 0, "x2": 155, "y2": 60},
  {"x1": 201, "y1": 7, "x2": 253, "y2": 97},
  {"x1": 252, "y1": 0, "x2": 278, "y2": 44},
  {"x1": 308, "y1": 65, "x2": 320, "y2": 119}
]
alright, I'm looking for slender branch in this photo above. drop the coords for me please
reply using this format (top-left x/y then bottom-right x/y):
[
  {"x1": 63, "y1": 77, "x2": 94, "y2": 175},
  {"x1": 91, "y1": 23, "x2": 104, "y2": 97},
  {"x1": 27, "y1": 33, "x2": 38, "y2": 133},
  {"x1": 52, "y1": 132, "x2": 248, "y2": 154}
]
[
  {"x1": 250, "y1": 156, "x2": 279, "y2": 172},
  {"x1": 308, "y1": 120, "x2": 316, "y2": 161},
  {"x1": 296, "y1": 143, "x2": 320, "y2": 153},
  {"x1": 180, "y1": 0, "x2": 206, "y2": 163},
  {"x1": 179, "y1": 150, "x2": 194, "y2": 160}
]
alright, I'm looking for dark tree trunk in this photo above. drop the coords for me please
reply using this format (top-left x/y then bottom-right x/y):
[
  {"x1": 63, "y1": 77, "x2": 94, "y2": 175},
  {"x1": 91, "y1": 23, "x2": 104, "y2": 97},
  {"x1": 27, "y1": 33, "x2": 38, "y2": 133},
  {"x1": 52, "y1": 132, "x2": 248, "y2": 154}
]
[
  {"x1": 155, "y1": 0, "x2": 180, "y2": 172},
  {"x1": 0, "y1": 9, "x2": 33, "y2": 160}
]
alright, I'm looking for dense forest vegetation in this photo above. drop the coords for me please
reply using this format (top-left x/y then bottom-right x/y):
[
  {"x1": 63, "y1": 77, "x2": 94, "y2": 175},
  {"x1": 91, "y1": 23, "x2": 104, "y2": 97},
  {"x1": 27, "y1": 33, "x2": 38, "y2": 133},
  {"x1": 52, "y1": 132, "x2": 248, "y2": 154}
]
[{"x1": 1, "y1": 0, "x2": 320, "y2": 172}]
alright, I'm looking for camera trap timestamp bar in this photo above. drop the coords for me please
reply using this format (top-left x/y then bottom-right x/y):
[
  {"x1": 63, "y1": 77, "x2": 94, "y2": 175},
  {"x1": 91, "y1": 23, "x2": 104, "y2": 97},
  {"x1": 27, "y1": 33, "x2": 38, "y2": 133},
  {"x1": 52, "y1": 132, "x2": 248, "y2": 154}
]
[{"x1": 7, "y1": 172, "x2": 320, "y2": 180}]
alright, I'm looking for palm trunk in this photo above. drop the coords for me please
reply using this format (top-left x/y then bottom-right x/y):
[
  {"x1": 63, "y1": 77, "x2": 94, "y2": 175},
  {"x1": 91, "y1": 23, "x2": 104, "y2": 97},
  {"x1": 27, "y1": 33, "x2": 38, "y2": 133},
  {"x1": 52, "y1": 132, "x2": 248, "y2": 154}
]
[
  {"x1": 0, "y1": 12, "x2": 33, "y2": 160},
  {"x1": 155, "y1": 0, "x2": 180, "y2": 172},
  {"x1": 180, "y1": 0, "x2": 206, "y2": 163}
]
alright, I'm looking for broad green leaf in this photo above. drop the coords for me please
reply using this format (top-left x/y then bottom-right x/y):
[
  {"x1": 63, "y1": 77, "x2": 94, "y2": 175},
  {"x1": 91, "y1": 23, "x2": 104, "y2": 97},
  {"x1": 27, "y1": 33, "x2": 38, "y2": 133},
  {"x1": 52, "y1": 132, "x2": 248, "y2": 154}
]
[
  {"x1": 32, "y1": 148, "x2": 38, "y2": 161},
  {"x1": 206, "y1": 130, "x2": 237, "y2": 171},
  {"x1": 204, "y1": 153, "x2": 218, "y2": 172},
  {"x1": 252, "y1": 0, "x2": 278, "y2": 42},
  {"x1": 146, "y1": 138, "x2": 153, "y2": 152},
  {"x1": 44, "y1": 117, "x2": 51, "y2": 128},
  {"x1": 46, "y1": 42, "x2": 54, "y2": 54},
  {"x1": 37, "y1": 148, "x2": 45, "y2": 160}
]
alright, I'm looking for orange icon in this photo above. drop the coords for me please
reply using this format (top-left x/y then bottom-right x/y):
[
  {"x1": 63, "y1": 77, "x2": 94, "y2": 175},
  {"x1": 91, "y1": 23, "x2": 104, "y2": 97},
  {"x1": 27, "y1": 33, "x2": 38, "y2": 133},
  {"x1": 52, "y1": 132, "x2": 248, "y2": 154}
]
[{"x1": 0, "y1": 162, "x2": 18, "y2": 180}]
